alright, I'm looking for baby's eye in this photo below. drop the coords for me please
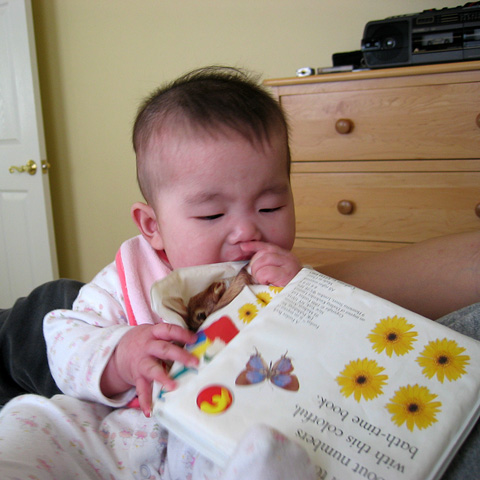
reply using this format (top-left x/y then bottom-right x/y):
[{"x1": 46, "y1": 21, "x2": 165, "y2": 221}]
[
  {"x1": 197, "y1": 213, "x2": 224, "y2": 221},
  {"x1": 259, "y1": 206, "x2": 282, "y2": 213}
]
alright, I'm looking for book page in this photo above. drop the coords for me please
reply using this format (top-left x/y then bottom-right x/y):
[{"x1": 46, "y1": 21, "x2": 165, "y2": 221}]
[{"x1": 154, "y1": 268, "x2": 480, "y2": 480}]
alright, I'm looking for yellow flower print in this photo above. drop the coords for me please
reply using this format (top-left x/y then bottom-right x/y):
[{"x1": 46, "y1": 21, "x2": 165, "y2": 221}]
[
  {"x1": 386, "y1": 384, "x2": 441, "y2": 431},
  {"x1": 256, "y1": 291, "x2": 272, "y2": 307},
  {"x1": 368, "y1": 316, "x2": 418, "y2": 357},
  {"x1": 336, "y1": 358, "x2": 388, "y2": 402},
  {"x1": 269, "y1": 286, "x2": 283, "y2": 294},
  {"x1": 238, "y1": 303, "x2": 258, "y2": 324},
  {"x1": 417, "y1": 338, "x2": 470, "y2": 383}
]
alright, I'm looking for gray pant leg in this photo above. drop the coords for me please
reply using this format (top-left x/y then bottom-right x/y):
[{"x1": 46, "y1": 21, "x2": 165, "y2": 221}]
[
  {"x1": 438, "y1": 303, "x2": 480, "y2": 480},
  {"x1": 0, "y1": 279, "x2": 84, "y2": 405}
]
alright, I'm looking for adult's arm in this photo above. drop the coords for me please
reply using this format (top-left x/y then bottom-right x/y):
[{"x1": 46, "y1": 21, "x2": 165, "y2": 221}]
[{"x1": 316, "y1": 231, "x2": 480, "y2": 319}]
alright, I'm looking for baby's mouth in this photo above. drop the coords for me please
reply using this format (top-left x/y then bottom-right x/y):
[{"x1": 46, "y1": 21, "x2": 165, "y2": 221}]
[{"x1": 231, "y1": 255, "x2": 252, "y2": 263}]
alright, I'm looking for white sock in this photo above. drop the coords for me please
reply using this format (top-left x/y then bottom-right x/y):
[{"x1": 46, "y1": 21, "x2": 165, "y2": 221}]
[{"x1": 221, "y1": 424, "x2": 316, "y2": 480}]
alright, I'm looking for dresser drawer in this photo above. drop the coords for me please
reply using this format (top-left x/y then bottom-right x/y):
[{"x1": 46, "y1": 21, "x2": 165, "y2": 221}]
[
  {"x1": 282, "y1": 82, "x2": 480, "y2": 161},
  {"x1": 292, "y1": 171, "x2": 480, "y2": 244}
]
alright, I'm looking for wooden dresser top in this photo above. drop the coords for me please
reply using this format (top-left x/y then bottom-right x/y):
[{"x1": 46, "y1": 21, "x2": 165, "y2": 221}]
[{"x1": 264, "y1": 60, "x2": 480, "y2": 87}]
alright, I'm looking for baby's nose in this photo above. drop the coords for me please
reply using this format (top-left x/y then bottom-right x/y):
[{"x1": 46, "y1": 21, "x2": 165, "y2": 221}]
[{"x1": 229, "y1": 219, "x2": 262, "y2": 244}]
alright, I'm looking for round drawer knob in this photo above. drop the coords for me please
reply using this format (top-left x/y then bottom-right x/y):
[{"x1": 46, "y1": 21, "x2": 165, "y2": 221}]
[
  {"x1": 475, "y1": 203, "x2": 480, "y2": 219},
  {"x1": 337, "y1": 200, "x2": 355, "y2": 215},
  {"x1": 476, "y1": 113, "x2": 480, "y2": 129},
  {"x1": 335, "y1": 118, "x2": 354, "y2": 134}
]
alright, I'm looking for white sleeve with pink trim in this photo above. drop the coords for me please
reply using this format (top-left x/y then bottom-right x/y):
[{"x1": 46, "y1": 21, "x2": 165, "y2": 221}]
[{"x1": 43, "y1": 236, "x2": 172, "y2": 407}]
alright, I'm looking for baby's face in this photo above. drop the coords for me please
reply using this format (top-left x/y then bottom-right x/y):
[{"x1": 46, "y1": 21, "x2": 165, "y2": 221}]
[{"x1": 149, "y1": 128, "x2": 295, "y2": 269}]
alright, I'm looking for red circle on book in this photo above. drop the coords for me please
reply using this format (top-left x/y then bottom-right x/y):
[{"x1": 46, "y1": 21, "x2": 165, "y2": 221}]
[{"x1": 196, "y1": 385, "x2": 233, "y2": 414}]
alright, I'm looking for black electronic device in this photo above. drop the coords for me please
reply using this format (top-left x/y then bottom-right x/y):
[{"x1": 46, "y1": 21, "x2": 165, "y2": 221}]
[{"x1": 361, "y1": 2, "x2": 480, "y2": 68}]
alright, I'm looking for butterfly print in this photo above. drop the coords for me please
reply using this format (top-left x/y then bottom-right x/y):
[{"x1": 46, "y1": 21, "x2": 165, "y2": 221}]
[{"x1": 235, "y1": 350, "x2": 300, "y2": 391}]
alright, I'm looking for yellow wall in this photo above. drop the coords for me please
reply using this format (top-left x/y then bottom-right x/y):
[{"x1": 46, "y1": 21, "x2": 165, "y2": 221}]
[{"x1": 31, "y1": 0, "x2": 460, "y2": 282}]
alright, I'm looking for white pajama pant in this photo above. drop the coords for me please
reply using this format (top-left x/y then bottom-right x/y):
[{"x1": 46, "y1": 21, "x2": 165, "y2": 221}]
[
  {"x1": 0, "y1": 394, "x2": 222, "y2": 480},
  {"x1": 0, "y1": 394, "x2": 316, "y2": 480}
]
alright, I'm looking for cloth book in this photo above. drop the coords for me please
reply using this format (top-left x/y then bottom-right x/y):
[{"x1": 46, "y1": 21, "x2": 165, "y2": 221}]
[{"x1": 151, "y1": 264, "x2": 480, "y2": 480}]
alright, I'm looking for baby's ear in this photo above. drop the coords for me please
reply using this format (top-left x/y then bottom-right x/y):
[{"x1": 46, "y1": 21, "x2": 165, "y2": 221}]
[{"x1": 131, "y1": 202, "x2": 164, "y2": 251}]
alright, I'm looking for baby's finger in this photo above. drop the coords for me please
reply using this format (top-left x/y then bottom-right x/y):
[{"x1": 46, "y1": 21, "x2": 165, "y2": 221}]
[
  {"x1": 240, "y1": 240, "x2": 271, "y2": 253},
  {"x1": 250, "y1": 254, "x2": 302, "y2": 287},
  {"x1": 136, "y1": 376, "x2": 154, "y2": 417},
  {"x1": 252, "y1": 265, "x2": 282, "y2": 286},
  {"x1": 138, "y1": 356, "x2": 177, "y2": 392},
  {"x1": 241, "y1": 241, "x2": 293, "y2": 256},
  {"x1": 151, "y1": 322, "x2": 197, "y2": 345},
  {"x1": 250, "y1": 250, "x2": 287, "y2": 272},
  {"x1": 148, "y1": 339, "x2": 199, "y2": 369}
]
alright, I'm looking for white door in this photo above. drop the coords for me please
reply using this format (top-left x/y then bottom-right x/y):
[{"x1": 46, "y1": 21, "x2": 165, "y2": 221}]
[{"x1": 0, "y1": 0, "x2": 58, "y2": 308}]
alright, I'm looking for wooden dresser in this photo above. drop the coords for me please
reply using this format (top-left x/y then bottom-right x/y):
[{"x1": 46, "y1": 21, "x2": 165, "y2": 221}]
[{"x1": 265, "y1": 61, "x2": 480, "y2": 267}]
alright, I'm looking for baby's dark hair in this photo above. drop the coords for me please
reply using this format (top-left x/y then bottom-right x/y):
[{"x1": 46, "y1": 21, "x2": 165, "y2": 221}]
[{"x1": 133, "y1": 66, "x2": 290, "y2": 203}]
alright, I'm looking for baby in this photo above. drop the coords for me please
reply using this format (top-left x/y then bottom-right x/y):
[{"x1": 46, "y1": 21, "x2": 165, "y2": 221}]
[
  {"x1": 106, "y1": 65, "x2": 301, "y2": 415},
  {"x1": 0, "y1": 66, "x2": 313, "y2": 480}
]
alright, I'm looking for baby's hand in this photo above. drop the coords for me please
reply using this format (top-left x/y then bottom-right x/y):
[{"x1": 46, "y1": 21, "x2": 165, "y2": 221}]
[
  {"x1": 101, "y1": 323, "x2": 198, "y2": 417},
  {"x1": 240, "y1": 241, "x2": 302, "y2": 287}
]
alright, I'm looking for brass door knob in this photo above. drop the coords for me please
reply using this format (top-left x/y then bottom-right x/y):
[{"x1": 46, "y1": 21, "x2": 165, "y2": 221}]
[
  {"x1": 9, "y1": 160, "x2": 37, "y2": 175},
  {"x1": 335, "y1": 118, "x2": 354, "y2": 134},
  {"x1": 337, "y1": 200, "x2": 355, "y2": 215}
]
